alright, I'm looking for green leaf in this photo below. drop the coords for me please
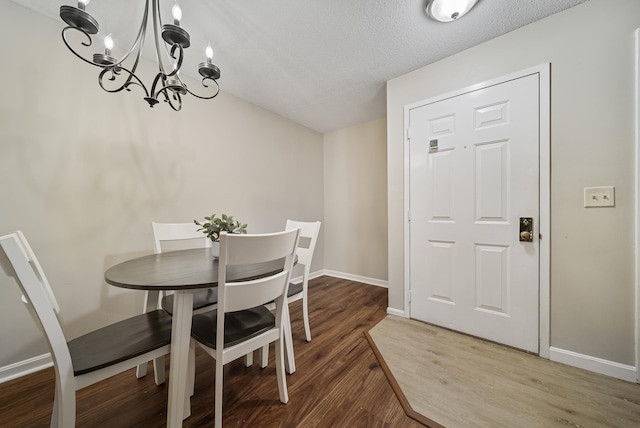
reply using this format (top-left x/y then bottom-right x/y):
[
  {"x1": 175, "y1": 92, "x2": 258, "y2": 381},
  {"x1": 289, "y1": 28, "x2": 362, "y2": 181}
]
[{"x1": 194, "y1": 213, "x2": 249, "y2": 242}]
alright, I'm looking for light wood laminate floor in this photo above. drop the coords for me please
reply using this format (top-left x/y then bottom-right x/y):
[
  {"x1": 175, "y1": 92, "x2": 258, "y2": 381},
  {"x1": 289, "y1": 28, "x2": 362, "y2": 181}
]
[{"x1": 368, "y1": 315, "x2": 640, "y2": 428}]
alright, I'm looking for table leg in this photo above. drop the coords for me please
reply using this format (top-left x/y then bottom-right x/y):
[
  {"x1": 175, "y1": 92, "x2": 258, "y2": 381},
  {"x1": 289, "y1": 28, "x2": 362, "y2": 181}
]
[{"x1": 167, "y1": 290, "x2": 194, "y2": 428}]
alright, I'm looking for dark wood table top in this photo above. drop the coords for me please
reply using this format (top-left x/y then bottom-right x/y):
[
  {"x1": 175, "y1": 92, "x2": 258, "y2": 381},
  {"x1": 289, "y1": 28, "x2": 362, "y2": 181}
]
[{"x1": 104, "y1": 247, "x2": 287, "y2": 291}]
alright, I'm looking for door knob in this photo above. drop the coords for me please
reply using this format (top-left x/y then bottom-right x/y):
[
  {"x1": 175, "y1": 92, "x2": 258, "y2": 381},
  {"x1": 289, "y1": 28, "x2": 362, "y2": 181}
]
[{"x1": 519, "y1": 217, "x2": 533, "y2": 242}]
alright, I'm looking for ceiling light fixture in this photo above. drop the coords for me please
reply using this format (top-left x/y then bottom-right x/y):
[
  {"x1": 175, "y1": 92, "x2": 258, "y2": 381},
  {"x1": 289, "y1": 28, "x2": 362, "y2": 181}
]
[
  {"x1": 59, "y1": 0, "x2": 221, "y2": 111},
  {"x1": 425, "y1": 0, "x2": 479, "y2": 22}
]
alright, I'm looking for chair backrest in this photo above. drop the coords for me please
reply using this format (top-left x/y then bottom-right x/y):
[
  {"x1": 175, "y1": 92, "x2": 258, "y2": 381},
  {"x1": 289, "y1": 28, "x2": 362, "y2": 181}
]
[
  {"x1": 218, "y1": 229, "x2": 300, "y2": 314},
  {"x1": 13, "y1": 230, "x2": 62, "y2": 315},
  {"x1": 0, "y1": 232, "x2": 73, "y2": 382},
  {"x1": 285, "y1": 220, "x2": 321, "y2": 271},
  {"x1": 151, "y1": 222, "x2": 211, "y2": 253}
]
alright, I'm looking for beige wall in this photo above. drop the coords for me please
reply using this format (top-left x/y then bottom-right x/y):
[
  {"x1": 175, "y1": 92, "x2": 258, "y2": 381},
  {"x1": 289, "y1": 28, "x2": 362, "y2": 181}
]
[
  {"x1": 323, "y1": 118, "x2": 388, "y2": 282},
  {"x1": 387, "y1": 0, "x2": 639, "y2": 365},
  {"x1": 0, "y1": 1, "x2": 323, "y2": 371},
  {"x1": 9, "y1": 0, "x2": 633, "y2": 379}
]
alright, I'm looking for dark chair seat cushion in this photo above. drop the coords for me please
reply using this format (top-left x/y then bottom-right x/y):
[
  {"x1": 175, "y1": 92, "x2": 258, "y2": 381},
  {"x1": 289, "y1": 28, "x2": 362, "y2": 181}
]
[
  {"x1": 68, "y1": 310, "x2": 172, "y2": 376},
  {"x1": 191, "y1": 306, "x2": 275, "y2": 349},
  {"x1": 287, "y1": 282, "x2": 303, "y2": 297},
  {"x1": 161, "y1": 288, "x2": 218, "y2": 314}
]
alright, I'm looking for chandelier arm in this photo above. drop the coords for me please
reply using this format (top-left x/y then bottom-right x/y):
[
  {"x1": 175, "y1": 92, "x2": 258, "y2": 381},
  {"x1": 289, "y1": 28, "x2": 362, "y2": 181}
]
[
  {"x1": 76, "y1": 2, "x2": 150, "y2": 73},
  {"x1": 105, "y1": 0, "x2": 149, "y2": 70},
  {"x1": 152, "y1": 0, "x2": 171, "y2": 75},
  {"x1": 120, "y1": 0, "x2": 150, "y2": 74},
  {"x1": 96, "y1": 2, "x2": 150, "y2": 99},
  {"x1": 156, "y1": 0, "x2": 176, "y2": 72},
  {"x1": 97, "y1": 66, "x2": 150, "y2": 97},
  {"x1": 166, "y1": 44, "x2": 184, "y2": 78},
  {"x1": 184, "y1": 78, "x2": 220, "y2": 100},
  {"x1": 62, "y1": 27, "x2": 111, "y2": 68},
  {"x1": 167, "y1": 92, "x2": 183, "y2": 111},
  {"x1": 155, "y1": 86, "x2": 183, "y2": 111},
  {"x1": 149, "y1": 72, "x2": 166, "y2": 100},
  {"x1": 123, "y1": 46, "x2": 147, "y2": 89}
]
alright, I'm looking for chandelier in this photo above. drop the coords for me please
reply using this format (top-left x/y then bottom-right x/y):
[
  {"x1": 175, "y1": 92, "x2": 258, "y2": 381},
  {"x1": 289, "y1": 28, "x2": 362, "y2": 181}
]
[{"x1": 59, "y1": 0, "x2": 221, "y2": 111}]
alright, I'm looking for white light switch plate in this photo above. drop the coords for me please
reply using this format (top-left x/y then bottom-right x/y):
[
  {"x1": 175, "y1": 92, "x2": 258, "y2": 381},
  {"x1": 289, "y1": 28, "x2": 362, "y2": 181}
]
[{"x1": 584, "y1": 186, "x2": 615, "y2": 207}]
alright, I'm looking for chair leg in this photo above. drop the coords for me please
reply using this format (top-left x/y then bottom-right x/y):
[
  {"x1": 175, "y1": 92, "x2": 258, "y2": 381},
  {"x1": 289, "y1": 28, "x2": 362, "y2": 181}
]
[
  {"x1": 274, "y1": 337, "x2": 289, "y2": 404},
  {"x1": 302, "y1": 287, "x2": 311, "y2": 342},
  {"x1": 52, "y1": 380, "x2": 75, "y2": 428},
  {"x1": 215, "y1": 359, "x2": 224, "y2": 428},
  {"x1": 50, "y1": 385, "x2": 59, "y2": 428},
  {"x1": 244, "y1": 351, "x2": 253, "y2": 367},
  {"x1": 188, "y1": 341, "x2": 196, "y2": 397},
  {"x1": 260, "y1": 344, "x2": 269, "y2": 368},
  {"x1": 152, "y1": 356, "x2": 166, "y2": 385},
  {"x1": 283, "y1": 308, "x2": 296, "y2": 374},
  {"x1": 137, "y1": 290, "x2": 161, "y2": 379},
  {"x1": 135, "y1": 363, "x2": 148, "y2": 379}
]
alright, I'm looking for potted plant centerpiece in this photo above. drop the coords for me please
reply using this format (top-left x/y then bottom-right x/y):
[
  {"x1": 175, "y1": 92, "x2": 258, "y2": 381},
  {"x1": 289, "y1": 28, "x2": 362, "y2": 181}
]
[{"x1": 194, "y1": 213, "x2": 248, "y2": 258}]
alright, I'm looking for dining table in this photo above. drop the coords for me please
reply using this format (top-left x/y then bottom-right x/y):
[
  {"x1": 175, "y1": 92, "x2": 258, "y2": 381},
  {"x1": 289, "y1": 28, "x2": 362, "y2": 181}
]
[{"x1": 104, "y1": 247, "x2": 294, "y2": 428}]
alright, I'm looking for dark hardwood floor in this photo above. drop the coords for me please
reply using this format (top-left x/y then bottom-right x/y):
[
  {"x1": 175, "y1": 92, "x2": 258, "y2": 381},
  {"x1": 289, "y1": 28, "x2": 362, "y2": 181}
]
[{"x1": 0, "y1": 276, "x2": 423, "y2": 427}]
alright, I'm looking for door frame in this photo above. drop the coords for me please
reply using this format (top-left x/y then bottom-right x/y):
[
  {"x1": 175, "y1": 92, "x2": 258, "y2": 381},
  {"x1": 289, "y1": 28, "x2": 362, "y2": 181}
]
[
  {"x1": 403, "y1": 63, "x2": 551, "y2": 358},
  {"x1": 634, "y1": 28, "x2": 640, "y2": 382}
]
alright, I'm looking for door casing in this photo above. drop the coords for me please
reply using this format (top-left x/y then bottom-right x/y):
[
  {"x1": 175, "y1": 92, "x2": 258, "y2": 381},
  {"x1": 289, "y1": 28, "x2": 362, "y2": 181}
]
[
  {"x1": 634, "y1": 29, "x2": 640, "y2": 381},
  {"x1": 402, "y1": 64, "x2": 551, "y2": 358}
]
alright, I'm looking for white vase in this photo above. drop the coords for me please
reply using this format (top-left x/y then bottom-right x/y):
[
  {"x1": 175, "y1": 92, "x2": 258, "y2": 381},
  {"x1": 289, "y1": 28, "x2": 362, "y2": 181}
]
[{"x1": 211, "y1": 241, "x2": 220, "y2": 259}]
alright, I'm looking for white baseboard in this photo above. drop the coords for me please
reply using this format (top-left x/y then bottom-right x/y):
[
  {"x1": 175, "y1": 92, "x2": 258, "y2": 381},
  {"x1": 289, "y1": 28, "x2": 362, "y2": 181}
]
[
  {"x1": 386, "y1": 307, "x2": 407, "y2": 317},
  {"x1": 314, "y1": 271, "x2": 402, "y2": 316},
  {"x1": 290, "y1": 271, "x2": 328, "y2": 285},
  {"x1": 549, "y1": 347, "x2": 638, "y2": 383},
  {"x1": 0, "y1": 353, "x2": 52, "y2": 384},
  {"x1": 320, "y1": 270, "x2": 388, "y2": 288}
]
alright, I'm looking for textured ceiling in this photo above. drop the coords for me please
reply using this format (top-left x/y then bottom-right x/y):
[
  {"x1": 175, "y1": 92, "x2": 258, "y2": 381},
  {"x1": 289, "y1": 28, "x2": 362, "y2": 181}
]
[{"x1": 12, "y1": 0, "x2": 588, "y2": 133}]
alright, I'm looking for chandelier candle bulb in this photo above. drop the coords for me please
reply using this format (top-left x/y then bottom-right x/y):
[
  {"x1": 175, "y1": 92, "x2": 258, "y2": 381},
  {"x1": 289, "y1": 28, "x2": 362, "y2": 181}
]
[
  {"x1": 104, "y1": 34, "x2": 113, "y2": 55},
  {"x1": 172, "y1": 2, "x2": 182, "y2": 26},
  {"x1": 205, "y1": 44, "x2": 213, "y2": 63},
  {"x1": 78, "y1": 0, "x2": 89, "y2": 11}
]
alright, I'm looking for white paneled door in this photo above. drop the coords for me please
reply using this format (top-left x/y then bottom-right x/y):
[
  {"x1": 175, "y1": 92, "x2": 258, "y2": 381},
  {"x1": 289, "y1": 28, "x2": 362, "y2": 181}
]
[{"x1": 409, "y1": 74, "x2": 540, "y2": 353}]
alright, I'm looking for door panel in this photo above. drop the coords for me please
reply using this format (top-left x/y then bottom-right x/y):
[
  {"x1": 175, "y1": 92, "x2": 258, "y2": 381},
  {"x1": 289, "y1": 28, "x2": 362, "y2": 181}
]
[
  {"x1": 475, "y1": 244, "x2": 509, "y2": 315},
  {"x1": 429, "y1": 149, "x2": 455, "y2": 220},
  {"x1": 409, "y1": 74, "x2": 540, "y2": 353},
  {"x1": 427, "y1": 240, "x2": 455, "y2": 303},
  {"x1": 475, "y1": 140, "x2": 509, "y2": 222}
]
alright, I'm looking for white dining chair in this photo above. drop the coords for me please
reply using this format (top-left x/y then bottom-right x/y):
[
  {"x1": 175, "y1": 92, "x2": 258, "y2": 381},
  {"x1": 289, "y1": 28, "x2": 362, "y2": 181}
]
[
  {"x1": 259, "y1": 220, "x2": 321, "y2": 371},
  {"x1": 284, "y1": 219, "x2": 321, "y2": 342},
  {"x1": 137, "y1": 221, "x2": 216, "y2": 383},
  {"x1": 0, "y1": 231, "x2": 172, "y2": 428},
  {"x1": 188, "y1": 229, "x2": 300, "y2": 428}
]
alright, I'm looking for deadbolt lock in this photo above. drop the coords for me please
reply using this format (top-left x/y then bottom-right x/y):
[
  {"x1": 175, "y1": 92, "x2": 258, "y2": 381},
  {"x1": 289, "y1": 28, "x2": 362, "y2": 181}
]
[{"x1": 519, "y1": 217, "x2": 533, "y2": 242}]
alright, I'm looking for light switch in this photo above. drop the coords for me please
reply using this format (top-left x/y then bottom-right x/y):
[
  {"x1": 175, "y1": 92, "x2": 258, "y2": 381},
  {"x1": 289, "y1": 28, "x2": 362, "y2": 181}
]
[{"x1": 584, "y1": 186, "x2": 615, "y2": 207}]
